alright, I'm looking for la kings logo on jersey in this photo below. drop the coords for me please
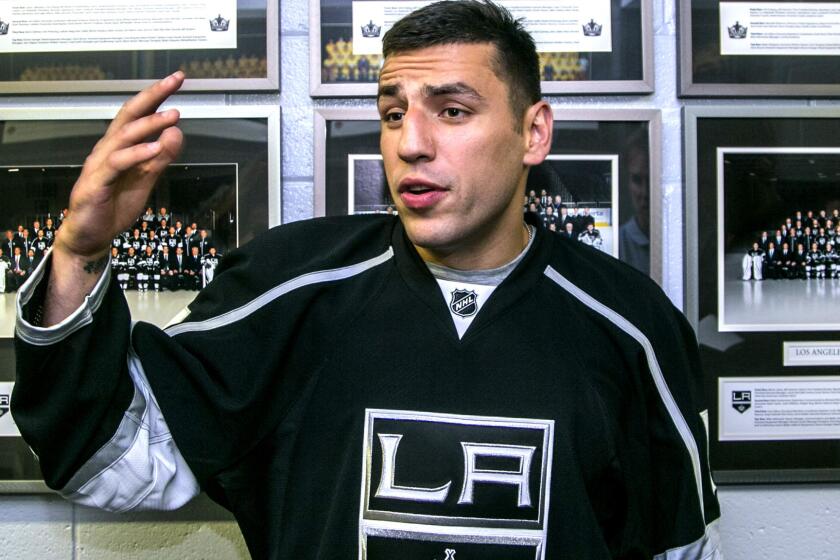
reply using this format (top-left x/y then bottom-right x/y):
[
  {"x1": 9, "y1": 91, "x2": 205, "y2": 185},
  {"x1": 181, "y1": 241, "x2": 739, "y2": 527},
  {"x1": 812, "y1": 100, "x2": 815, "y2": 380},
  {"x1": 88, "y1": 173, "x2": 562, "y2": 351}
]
[
  {"x1": 0, "y1": 394, "x2": 8, "y2": 419},
  {"x1": 359, "y1": 409, "x2": 554, "y2": 560}
]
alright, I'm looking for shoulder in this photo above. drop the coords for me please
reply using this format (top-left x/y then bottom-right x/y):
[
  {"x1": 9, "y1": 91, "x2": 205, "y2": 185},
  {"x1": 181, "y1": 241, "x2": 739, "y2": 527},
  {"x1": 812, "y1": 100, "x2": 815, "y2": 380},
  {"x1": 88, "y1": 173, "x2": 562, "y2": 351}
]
[
  {"x1": 208, "y1": 215, "x2": 396, "y2": 291},
  {"x1": 239, "y1": 215, "x2": 394, "y2": 267},
  {"x1": 543, "y1": 232, "x2": 682, "y2": 336}
]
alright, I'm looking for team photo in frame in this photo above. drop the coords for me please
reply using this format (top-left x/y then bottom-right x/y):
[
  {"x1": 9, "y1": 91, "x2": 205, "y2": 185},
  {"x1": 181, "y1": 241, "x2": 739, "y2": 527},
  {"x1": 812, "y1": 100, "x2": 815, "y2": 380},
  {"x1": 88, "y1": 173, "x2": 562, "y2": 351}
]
[
  {"x1": 310, "y1": 0, "x2": 654, "y2": 96},
  {"x1": 314, "y1": 107, "x2": 661, "y2": 281},
  {"x1": 0, "y1": 105, "x2": 280, "y2": 492},
  {"x1": 684, "y1": 106, "x2": 840, "y2": 484}
]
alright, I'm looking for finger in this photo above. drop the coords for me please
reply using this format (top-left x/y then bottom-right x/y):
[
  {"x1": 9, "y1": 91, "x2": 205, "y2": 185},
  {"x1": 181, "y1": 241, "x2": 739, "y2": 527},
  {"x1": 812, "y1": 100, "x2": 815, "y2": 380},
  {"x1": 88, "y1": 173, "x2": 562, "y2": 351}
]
[
  {"x1": 104, "y1": 141, "x2": 166, "y2": 175},
  {"x1": 87, "y1": 124, "x2": 182, "y2": 187},
  {"x1": 99, "y1": 108, "x2": 180, "y2": 154},
  {"x1": 142, "y1": 126, "x2": 184, "y2": 174},
  {"x1": 107, "y1": 71, "x2": 185, "y2": 134}
]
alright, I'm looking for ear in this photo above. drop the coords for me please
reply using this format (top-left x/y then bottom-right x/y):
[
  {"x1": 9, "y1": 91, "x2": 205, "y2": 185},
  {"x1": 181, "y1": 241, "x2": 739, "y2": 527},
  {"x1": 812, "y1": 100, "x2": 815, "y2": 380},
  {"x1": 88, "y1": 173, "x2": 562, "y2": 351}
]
[{"x1": 522, "y1": 101, "x2": 553, "y2": 167}]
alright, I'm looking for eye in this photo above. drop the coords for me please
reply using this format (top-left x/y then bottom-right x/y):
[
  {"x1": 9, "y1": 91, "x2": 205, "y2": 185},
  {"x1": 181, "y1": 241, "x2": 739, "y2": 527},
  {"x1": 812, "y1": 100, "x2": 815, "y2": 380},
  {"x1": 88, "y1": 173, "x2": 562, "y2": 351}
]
[
  {"x1": 383, "y1": 111, "x2": 404, "y2": 123},
  {"x1": 442, "y1": 107, "x2": 465, "y2": 118}
]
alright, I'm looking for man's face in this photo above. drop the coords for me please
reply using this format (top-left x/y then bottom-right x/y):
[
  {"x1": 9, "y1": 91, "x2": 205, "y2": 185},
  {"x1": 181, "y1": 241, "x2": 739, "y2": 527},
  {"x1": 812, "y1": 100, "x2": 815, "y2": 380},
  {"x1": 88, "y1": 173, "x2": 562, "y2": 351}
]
[{"x1": 378, "y1": 43, "x2": 544, "y2": 262}]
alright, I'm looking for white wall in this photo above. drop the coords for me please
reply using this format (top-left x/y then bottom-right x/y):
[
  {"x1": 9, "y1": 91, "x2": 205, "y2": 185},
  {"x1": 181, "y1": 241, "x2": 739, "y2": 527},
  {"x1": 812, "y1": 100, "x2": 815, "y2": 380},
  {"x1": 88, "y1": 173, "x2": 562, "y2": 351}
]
[{"x1": 2, "y1": 0, "x2": 839, "y2": 557}]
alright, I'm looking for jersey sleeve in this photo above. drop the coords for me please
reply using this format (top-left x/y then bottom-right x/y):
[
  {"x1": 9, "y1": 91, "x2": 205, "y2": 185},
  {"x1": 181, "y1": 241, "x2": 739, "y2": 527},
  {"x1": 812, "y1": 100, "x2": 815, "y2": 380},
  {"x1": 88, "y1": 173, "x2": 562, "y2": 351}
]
[
  {"x1": 543, "y1": 250, "x2": 722, "y2": 559},
  {"x1": 13, "y1": 252, "x2": 199, "y2": 511},
  {"x1": 644, "y1": 304, "x2": 723, "y2": 560},
  {"x1": 14, "y1": 216, "x2": 395, "y2": 509}
]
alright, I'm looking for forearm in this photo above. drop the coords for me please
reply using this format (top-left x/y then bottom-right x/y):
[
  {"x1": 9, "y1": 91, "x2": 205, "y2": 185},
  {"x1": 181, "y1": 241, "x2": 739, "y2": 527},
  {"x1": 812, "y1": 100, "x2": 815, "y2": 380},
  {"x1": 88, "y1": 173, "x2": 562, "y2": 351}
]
[{"x1": 42, "y1": 244, "x2": 110, "y2": 327}]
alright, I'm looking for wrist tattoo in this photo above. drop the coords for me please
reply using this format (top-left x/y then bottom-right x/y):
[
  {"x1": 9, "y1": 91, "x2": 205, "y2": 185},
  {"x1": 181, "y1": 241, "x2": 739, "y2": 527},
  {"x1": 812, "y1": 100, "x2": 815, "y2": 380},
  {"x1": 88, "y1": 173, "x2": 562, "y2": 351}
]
[{"x1": 83, "y1": 256, "x2": 108, "y2": 275}]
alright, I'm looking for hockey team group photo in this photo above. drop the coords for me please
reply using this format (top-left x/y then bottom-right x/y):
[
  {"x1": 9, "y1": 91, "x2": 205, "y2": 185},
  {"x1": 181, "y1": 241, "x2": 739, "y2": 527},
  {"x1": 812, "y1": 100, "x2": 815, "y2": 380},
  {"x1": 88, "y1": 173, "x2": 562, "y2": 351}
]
[
  {"x1": 718, "y1": 149, "x2": 840, "y2": 332},
  {"x1": 0, "y1": 164, "x2": 238, "y2": 333}
]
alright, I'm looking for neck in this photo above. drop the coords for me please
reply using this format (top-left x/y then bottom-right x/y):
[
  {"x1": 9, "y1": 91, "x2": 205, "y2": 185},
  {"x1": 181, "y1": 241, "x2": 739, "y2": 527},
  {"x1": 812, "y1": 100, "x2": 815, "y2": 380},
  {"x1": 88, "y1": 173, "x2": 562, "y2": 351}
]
[{"x1": 415, "y1": 215, "x2": 530, "y2": 271}]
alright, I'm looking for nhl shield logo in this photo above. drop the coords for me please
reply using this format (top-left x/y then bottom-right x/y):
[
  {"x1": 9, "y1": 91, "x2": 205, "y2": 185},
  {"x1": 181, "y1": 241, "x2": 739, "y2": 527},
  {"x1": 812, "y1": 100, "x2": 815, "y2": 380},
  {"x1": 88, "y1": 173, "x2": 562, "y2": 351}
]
[
  {"x1": 449, "y1": 289, "x2": 477, "y2": 318},
  {"x1": 732, "y1": 390, "x2": 751, "y2": 414}
]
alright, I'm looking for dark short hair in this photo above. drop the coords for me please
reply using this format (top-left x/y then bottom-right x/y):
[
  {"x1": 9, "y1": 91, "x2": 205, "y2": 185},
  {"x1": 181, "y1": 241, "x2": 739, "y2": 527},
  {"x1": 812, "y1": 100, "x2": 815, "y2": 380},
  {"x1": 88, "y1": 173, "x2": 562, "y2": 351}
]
[{"x1": 382, "y1": 0, "x2": 541, "y2": 126}]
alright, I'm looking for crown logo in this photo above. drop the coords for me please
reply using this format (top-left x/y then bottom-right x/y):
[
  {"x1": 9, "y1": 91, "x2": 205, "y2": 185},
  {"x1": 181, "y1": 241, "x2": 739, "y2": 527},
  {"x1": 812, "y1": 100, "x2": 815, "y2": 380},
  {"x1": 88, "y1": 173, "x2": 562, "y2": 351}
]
[
  {"x1": 361, "y1": 19, "x2": 381, "y2": 38},
  {"x1": 727, "y1": 21, "x2": 747, "y2": 39},
  {"x1": 209, "y1": 14, "x2": 230, "y2": 32},
  {"x1": 0, "y1": 19, "x2": 9, "y2": 35},
  {"x1": 582, "y1": 19, "x2": 602, "y2": 37}
]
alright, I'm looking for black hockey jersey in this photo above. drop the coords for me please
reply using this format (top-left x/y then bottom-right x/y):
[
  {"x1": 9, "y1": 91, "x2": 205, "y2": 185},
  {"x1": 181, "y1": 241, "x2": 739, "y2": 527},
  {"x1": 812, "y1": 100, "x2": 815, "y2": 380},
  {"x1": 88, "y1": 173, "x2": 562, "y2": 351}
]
[{"x1": 14, "y1": 215, "x2": 720, "y2": 559}]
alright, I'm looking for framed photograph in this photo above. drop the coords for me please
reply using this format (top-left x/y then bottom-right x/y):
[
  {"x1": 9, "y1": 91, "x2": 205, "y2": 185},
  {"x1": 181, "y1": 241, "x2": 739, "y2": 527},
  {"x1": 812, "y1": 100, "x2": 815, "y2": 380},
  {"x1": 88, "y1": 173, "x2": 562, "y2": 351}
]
[
  {"x1": 684, "y1": 106, "x2": 840, "y2": 483},
  {"x1": 310, "y1": 0, "x2": 653, "y2": 96},
  {"x1": 679, "y1": 0, "x2": 840, "y2": 97},
  {"x1": 0, "y1": 105, "x2": 280, "y2": 492},
  {"x1": 314, "y1": 107, "x2": 661, "y2": 281},
  {"x1": 0, "y1": 0, "x2": 279, "y2": 93}
]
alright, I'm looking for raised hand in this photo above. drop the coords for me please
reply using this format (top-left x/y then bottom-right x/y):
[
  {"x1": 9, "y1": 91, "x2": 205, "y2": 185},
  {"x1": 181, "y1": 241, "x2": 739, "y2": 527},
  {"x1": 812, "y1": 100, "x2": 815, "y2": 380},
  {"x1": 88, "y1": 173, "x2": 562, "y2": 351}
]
[
  {"x1": 42, "y1": 73, "x2": 185, "y2": 327},
  {"x1": 56, "y1": 72, "x2": 185, "y2": 259}
]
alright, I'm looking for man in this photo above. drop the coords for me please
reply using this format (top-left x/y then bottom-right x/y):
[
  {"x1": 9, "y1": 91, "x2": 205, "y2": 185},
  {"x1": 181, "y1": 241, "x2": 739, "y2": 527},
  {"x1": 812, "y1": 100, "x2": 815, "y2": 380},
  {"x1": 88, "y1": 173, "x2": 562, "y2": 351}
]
[
  {"x1": 44, "y1": 217, "x2": 57, "y2": 242},
  {"x1": 764, "y1": 241, "x2": 777, "y2": 279},
  {"x1": 742, "y1": 241, "x2": 764, "y2": 281},
  {"x1": 201, "y1": 246, "x2": 221, "y2": 287},
  {"x1": 3, "y1": 230, "x2": 20, "y2": 258},
  {"x1": 186, "y1": 245, "x2": 203, "y2": 290},
  {"x1": 156, "y1": 206, "x2": 170, "y2": 225},
  {"x1": 540, "y1": 204, "x2": 558, "y2": 230},
  {"x1": 32, "y1": 230, "x2": 49, "y2": 260},
  {"x1": 29, "y1": 220, "x2": 41, "y2": 240},
  {"x1": 12, "y1": 2, "x2": 720, "y2": 558},
  {"x1": 9, "y1": 245, "x2": 26, "y2": 290},
  {"x1": 578, "y1": 222, "x2": 604, "y2": 251},
  {"x1": 192, "y1": 228, "x2": 214, "y2": 257},
  {"x1": 0, "y1": 247, "x2": 9, "y2": 293},
  {"x1": 18, "y1": 228, "x2": 33, "y2": 256}
]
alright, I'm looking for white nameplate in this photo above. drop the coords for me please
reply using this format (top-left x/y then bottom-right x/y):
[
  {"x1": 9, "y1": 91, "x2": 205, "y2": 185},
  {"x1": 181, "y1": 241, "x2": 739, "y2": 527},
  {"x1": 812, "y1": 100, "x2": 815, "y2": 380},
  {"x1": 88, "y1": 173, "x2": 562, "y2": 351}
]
[
  {"x1": 351, "y1": 0, "x2": 612, "y2": 55},
  {"x1": 720, "y1": 2, "x2": 840, "y2": 56},
  {"x1": 784, "y1": 342, "x2": 840, "y2": 367},
  {"x1": 0, "y1": 382, "x2": 19, "y2": 437},
  {"x1": 719, "y1": 376, "x2": 840, "y2": 441},
  {"x1": 0, "y1": 0, "x2": 237, "y2": 54}
]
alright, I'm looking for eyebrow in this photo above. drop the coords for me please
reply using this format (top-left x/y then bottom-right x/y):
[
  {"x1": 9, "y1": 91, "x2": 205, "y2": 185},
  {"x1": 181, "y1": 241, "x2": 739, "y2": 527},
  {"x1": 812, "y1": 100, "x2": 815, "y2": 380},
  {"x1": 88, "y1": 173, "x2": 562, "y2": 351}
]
[{"x1": 377, "y1": 82, "x2": 485, "y2": 103}]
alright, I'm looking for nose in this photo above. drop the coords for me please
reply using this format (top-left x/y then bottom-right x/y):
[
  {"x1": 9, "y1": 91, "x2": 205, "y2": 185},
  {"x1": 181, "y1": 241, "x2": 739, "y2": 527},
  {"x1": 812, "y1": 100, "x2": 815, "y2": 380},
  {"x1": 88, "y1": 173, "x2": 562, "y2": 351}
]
[{"x1": 397, "y1": 109, "x2": 434, "y2": 163}]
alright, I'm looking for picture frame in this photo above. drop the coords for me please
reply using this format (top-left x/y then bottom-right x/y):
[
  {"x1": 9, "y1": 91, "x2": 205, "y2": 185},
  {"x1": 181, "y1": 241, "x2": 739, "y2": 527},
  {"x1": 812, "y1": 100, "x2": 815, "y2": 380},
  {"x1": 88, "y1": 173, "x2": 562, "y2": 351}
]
[
  {"x1": 0, "y1": 104, "x2": 281, "y2": 492},
  {"x1": 310, "y1": 0, "x2": 654, "y2": 97},
  {"x1": 684, "y1": 106, "x2": 840, "y2": 483},
  {"x1": 0, "y1": 0, "x2": 279, "y2": 94},
  {"x1": 314, "y1": 107, "x2": 661, "y2": 282},
  {"x1": 678, "y1": 0, "x2": 840, "y2": 97}
]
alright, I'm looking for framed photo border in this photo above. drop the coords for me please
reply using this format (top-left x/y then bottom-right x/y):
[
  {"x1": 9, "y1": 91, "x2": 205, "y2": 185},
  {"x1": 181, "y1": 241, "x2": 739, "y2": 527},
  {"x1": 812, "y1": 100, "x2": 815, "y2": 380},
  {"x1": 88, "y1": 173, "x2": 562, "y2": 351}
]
[
  {"x1": 677, "y1": 0, "x2": 840, "y2": 97},
  {"x1": 683, "y1": 106, "x2": 840, "y2": 329},
  {"x1": 684, "y1": 106, "x2": 840, "y2": 484},
  {"x1": 309, "y1": 0, "x2": 654, "y2": 97},
  {"x1": 314, "y1": 107, "x2": 662, "y2": 284},
  {"x1": 0, "y1": 103, "x2": 281, "y2": 493},
  {"x1": 0, "y1": 0, "x2": 280, "y2": 94}
]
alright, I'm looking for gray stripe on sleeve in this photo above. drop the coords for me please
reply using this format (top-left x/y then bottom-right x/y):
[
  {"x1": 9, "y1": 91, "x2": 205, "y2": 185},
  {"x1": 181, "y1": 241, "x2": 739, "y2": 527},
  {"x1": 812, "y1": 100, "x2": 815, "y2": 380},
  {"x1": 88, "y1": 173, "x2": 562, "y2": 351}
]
[
  {"x1": 165, "y1": 247, "x2": 394, "y2": 337},
  {"x1": 543, "y1": 265, "x2": 705, "y2": 519},
  {"x1": 15, "y1": 249, "x2": 113, "y2": 347}
]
